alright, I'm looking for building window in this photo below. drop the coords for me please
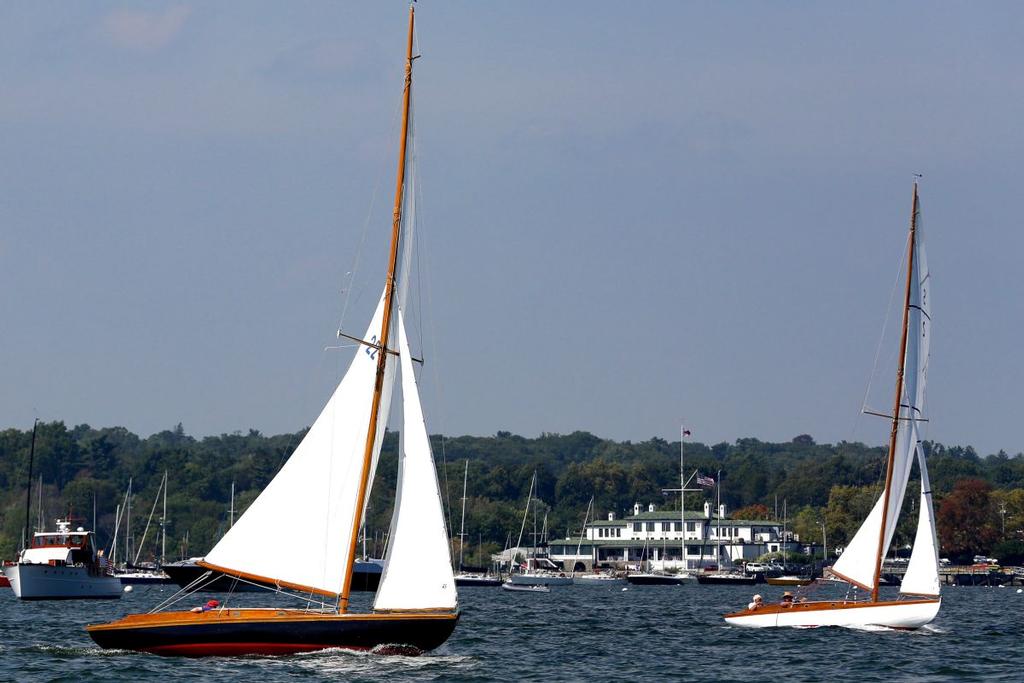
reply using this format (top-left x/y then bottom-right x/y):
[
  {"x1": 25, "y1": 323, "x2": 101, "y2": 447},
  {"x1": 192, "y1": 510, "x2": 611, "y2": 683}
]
[
  {"x1": 687, "y1": 545, "x2": 700, "y2": 555},
  {"x1": 646, "y1": 522, "x2": 655, "y2": 532},
  {"x1": 674, "y1": 522, "x2": 682, "y2": 532},
  {"x1": 633, "y1": 522, "x2": 642, "y2": 532}
]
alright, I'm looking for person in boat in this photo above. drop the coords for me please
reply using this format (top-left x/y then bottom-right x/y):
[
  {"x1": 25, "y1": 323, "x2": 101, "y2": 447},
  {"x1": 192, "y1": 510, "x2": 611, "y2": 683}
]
[
  {"x1": 191, "y1": 599, "x2": 219, "y2": 613},
  {"x1": 747, "y1": 594, "x2": 763, "y2": 610},
  {"x1": 780, "y1": 591, "x2": 794, "y2": 608}
]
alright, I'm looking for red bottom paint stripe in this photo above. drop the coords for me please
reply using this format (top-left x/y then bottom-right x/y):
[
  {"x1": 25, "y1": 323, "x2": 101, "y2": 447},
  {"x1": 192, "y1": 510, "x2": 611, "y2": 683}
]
[{"x1": 143, "y1": 642, "x2": 370, "y2": 657}]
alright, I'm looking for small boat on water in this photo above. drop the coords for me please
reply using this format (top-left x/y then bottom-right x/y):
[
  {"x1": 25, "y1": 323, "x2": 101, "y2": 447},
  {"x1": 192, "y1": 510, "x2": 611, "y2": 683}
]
[
  {"x1": 509, "y1": 558, "x2": 573, "y2": 586},
  {"x1": 698, "y1": 572, "x2": 757, "y2": 586},
  {"x1": 574, "y1": 571, "x2": 626, "y2": 585},
  {"x1": 455, "y1": 572, "x2": 503, "y2": 587},
  {"x1": 627, "y1": 572, "x2": 691, "y2": 586},
  {"x1": 452, "y1": 462, "x2": 502, "y2": 588},
  {"x1": 725, "y1": 183, "x2": 941, "y2": 629},
  {"x1": 501, "y1": 582, "x2": 549, "y2": 594},
  {"x1": 6, "y1": 424, "x2": 121, "y2": 599},
  {"x1": 113, "y1": 566, "x2": 173, "y2": 585},
  {"x1": 507, "y1": 476, "x2": 572, "y2": 586},
  {"x1": 4, "y1": 519, "x2": 122, "y2": 600},
  {"x1": 765, "y1": 576, "x2": 813, "y2": 587}
]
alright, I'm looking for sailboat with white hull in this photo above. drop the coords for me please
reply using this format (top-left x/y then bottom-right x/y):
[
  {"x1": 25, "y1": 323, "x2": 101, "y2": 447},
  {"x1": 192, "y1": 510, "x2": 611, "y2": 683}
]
[
  {"x1": 726, "y1": 182, "x2": 940, "y2": 629},
  {"x1": 88, "y1": 5, "x2": 459, "y2": 655}
]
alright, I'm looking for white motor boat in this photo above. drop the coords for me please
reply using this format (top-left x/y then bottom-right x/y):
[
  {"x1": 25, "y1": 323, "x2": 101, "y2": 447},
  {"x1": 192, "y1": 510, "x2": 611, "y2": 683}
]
[{"x1": 4, "y1": 519, "x2": 122, "y2": 600}]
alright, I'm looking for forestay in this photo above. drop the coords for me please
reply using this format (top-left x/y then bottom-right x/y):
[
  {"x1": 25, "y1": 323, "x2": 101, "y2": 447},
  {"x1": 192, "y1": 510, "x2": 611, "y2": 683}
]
[
  {"x1": 373, "y1": 312, "x2": 457, "y2": 611},
  {"x1": 832, "y1": 208, "x2": 931, "y2": 593},
  {"x1": 202, "y1": 291, "x2": 396, "y2": 596}
]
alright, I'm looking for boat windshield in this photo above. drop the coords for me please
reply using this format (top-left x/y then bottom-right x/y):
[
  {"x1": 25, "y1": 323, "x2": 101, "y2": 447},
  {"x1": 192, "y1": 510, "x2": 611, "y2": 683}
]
[{"x1": 32, "y1": 534, "x2": 89, "y2": 549}]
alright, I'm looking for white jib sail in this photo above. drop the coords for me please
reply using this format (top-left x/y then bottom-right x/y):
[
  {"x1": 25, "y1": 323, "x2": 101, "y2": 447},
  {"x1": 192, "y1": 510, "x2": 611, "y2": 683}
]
[
  {"x1": 373, "y1": 311, "x2": 457, "y2": 611},
  {"x1": 900, "y1": 437, "x2": 940, "y2": 597},
  {"x1": 203, "y1": 290, "x2": 395, "y2": 596},
  {"x1": 832, "y1": 207, "x2": 930, "y2": 593}
]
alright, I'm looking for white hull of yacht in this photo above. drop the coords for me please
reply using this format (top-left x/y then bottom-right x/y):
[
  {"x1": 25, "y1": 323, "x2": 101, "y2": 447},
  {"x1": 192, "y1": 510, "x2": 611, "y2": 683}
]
[
  {"x1": 573, "y1": 574, "x2": 626, "y2": 585},
  {"x1": 4, "y1": 564, "x2": 122, "y2": 600},
  {"x1": 725, "y1": 597, "x2": 940, "y2": 629}
]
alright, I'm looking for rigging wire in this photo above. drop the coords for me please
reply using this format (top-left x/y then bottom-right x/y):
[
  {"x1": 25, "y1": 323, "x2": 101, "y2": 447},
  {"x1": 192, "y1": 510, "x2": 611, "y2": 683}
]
[
  {"x1": 851, "y1": 231, "x2": 911, "y2": 488},
  {"x1": 403, "y1": 28, "x2": 456, "y2": 541}
]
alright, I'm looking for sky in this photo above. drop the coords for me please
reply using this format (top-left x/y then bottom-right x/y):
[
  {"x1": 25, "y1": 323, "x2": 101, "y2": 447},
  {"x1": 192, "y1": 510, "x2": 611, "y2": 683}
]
[{"x1": 1, "y1": 2, "x2": 1022, "y2": 455}]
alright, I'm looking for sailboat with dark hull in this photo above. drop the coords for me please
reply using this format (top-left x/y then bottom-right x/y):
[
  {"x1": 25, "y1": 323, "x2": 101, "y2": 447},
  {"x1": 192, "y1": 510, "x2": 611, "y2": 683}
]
[
  {"x1": 88, "y1": 5, "x2": 459, "y2": 655},
  {"x1": 726, "y1": 183, "x2": 940, "y2": 629}
]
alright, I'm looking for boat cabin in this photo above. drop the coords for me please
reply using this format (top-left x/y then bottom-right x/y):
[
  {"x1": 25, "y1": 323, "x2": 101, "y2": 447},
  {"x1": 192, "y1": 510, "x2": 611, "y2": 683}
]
[{"x1": 21, "y1": 520, "x2": 100, "y2": 567}]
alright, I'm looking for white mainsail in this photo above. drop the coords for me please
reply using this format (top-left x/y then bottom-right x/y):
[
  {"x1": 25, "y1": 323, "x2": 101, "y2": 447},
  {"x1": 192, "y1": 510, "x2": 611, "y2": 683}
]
[
  {"x1": 832, "y1": 205, "x2": 931, "y2": 593},
  {"x1": 202, "y1": 291, "x2": 396, "y2": 596},
  {"x1": 373, "y1": 312, "x2": 457, "y2": 611}
]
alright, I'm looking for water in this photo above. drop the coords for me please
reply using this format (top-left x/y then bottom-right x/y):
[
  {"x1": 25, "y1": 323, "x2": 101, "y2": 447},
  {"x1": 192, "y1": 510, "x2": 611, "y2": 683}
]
[{"x1": 1, "y1": 582, "x2": 1020, "y2": 682}]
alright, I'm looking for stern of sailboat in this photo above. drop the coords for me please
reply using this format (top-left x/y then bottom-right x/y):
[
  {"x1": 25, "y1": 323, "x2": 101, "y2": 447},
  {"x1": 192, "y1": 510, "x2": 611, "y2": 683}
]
[{"x1": 86, "y1": 608, "x2": 459, "y2": 656}]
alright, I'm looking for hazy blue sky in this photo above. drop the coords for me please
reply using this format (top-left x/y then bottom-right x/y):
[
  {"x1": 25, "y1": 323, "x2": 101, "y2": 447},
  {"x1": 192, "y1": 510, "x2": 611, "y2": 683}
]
[{"x1": 2, "y1": 2, "x2": 1021, "y2": 454}]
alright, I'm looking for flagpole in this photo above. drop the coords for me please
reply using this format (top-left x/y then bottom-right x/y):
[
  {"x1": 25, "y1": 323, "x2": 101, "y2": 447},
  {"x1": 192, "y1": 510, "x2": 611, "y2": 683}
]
[{"x1": 680, "y1": 425, "x2": 688, "y2": 570}]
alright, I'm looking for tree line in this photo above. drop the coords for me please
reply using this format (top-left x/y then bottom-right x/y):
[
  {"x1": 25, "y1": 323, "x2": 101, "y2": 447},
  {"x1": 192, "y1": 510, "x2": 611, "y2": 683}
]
[{"x1": 1, "y1": 423, "x2": 1021, "y2": 565}]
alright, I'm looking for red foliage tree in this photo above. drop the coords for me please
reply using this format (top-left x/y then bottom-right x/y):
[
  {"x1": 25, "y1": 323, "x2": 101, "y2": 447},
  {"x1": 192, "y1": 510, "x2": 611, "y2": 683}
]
[
  {"x1": 730, "y1": 503, "x2": 773, "y2": 521},
  {"x1": 936, "y1": 478, "x2": 998, "y2": 561}
]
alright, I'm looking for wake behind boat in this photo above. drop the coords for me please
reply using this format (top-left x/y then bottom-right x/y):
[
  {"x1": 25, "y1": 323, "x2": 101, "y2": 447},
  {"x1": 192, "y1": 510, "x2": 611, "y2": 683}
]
[
  {"x1": 726, "y1": 183, "x2": 940, "y2": 630},
  {"x1": 88, "y1": 6, "x2": 460, "y2": 656}
]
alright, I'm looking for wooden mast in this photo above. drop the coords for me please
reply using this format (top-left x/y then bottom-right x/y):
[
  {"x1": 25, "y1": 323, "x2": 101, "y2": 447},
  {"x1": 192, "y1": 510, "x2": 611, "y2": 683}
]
[
  {"x1": 870, "y1": 182, "x2": 919, "y2": 602},
  {"x1": 339, "y1": 4, "x2": 416, "y2": 612}
]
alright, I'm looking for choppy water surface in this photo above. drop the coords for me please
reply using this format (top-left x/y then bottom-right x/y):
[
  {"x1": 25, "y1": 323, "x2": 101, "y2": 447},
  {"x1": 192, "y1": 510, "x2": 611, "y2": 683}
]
[{"x1": 1, "y1": 582, "x2": 1020, "y2": 682}]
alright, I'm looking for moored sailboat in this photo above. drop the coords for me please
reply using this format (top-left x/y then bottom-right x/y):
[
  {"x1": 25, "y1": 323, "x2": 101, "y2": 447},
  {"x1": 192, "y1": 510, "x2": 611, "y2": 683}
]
[
  {"x1": 87, "y1": 5, "x2": 459, "y2": 655},
  {"x1": 726, "y1": 182, "x2": 940, "y2": 629}
]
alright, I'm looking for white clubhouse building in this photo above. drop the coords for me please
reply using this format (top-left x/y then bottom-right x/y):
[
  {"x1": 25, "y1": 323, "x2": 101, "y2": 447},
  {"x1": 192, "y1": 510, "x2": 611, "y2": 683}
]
[{"x1": 544, "y1": 502, "x2": 798, "y2": 572}]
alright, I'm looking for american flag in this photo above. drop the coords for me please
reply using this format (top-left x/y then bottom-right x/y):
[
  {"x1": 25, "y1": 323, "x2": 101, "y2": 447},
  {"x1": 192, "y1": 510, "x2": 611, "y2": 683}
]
[
  {"x1": 696, "y1": 473, "x2": 715, "y2": 488},
  {"x1": 681, "y1": 427, "x2": 692, "y2": 437}
]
